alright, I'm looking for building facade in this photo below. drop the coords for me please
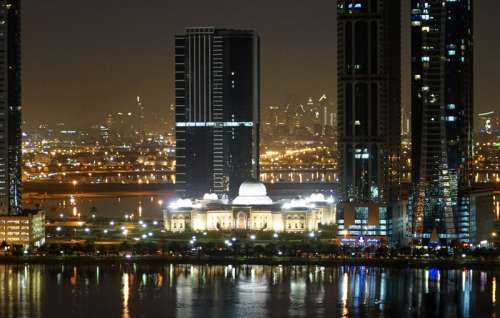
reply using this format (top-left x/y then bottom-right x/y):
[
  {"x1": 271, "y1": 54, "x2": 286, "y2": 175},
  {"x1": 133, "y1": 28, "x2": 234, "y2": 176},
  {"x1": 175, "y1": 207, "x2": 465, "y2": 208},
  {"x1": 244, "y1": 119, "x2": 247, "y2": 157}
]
[
  {"x1": 164, "y1": 181, "x2": 336, "y2": 233},
  {"x1": 411, "y1": 0, "x2": 474, "y2": 242},
  {"x1": 468, "y1": 187, "x2": 499, "y2": 246},
  {"x1": 175, "y1": 27, "x2": 260, "y2": 198},
  {"x1": 0, "y1": 1, "x2": 21, "y2": 215},
  {"x1": 0, "y1": 210, "x2": 45, "y2": 248},
  {"x1": 336, "y1": 202, "x2": 392, "y2": 245},
  {"x1": 337, "y1": 0, "x2": 401, "y2": 204}
]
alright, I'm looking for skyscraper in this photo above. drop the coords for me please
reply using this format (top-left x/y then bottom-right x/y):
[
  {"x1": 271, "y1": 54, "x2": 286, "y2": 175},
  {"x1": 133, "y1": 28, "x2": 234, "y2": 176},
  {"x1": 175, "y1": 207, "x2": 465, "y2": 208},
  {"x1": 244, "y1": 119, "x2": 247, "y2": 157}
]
[
  {"x1": 411, "y1": 0, "x2": 473, "y2": 242},
  {"x1": 175, "y1": 27, "x2": 260, "y2": 198},
  {"x1": 337, "y1": 0, "x2": 401, "y2": 204},
  {"x1": 0, "y1": 1, "x2": 21, "y2": 215}
]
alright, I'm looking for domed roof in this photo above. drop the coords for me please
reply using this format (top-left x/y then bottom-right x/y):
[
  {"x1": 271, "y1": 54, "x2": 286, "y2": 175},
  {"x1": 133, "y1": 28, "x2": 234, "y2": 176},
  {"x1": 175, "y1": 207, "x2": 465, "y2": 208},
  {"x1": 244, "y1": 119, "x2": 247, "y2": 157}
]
[
  {"x1": 233, "y1": 181, "x2": 273, "y2": 205},
  {"x1": 238, "y1": 181, "x2": 268, "y2": 197},
  {"x1": 282, "y1": 198, "x2": 313, "y2": 210},
  {"x1": 168, "y1": 198, "x2": 201, "y2": 210},
  {"x1": 306, "y1": 193, "x2": 335, "y2": 204},
  {"x1": 202, "y1": 193, "x2": 219, "y2": 201},
  {"x1": 308, "y1": 193, "x2": 325, "y2": 202}
]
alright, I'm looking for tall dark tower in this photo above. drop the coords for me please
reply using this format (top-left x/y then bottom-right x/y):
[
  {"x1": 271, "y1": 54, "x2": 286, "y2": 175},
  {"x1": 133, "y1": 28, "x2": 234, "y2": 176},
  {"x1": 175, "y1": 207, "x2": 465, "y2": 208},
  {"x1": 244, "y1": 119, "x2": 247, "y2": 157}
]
[
  {"x1": 337, "y1": 0, "x2": 401, "y2": 204},
  {"x1": 0, "y1": 1, "x2": 21, "y2": 215},
  {"x1": 175, "y1": 27, "x2": 260, "y2": 198},
  {"x1": 411, "y1": 0, "x2": 473, "y2": 242}
]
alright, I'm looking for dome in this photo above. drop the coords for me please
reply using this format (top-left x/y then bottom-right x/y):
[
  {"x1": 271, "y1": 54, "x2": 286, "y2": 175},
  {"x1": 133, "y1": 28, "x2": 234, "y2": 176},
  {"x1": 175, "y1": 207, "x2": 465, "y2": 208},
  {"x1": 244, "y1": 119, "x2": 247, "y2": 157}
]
[
  {"x1": 282, "y1": 198, "x2": 313, "y2": 210},
  {"x1": 233, "y1": 181, "x2": 273, "y2": 205},
  {"x1": 202, "y1": 193, "x2": 219, "y2": 201},
  {"x1": 308, "y1": 193, "x2": 325, "y2": 202},
  {"x1": 306, "y1": 193, "x2": 335, "y2": 204},
  {"x1": 238, "y1": 181, "x2": 268, "y2": 197},
  {"x1": 169, "y1": 198, "x2": 201, "y2": 210}
]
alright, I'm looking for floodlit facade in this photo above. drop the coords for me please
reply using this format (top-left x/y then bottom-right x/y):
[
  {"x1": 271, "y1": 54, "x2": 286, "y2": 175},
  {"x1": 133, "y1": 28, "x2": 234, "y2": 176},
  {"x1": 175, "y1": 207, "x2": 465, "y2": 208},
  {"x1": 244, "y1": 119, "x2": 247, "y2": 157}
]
[
  {"x1": 164, "y1": 181, "x2": 335, "y2": 233},
  {"x1": 0, "y1": 210, "x2": 45, "y2": 247}
]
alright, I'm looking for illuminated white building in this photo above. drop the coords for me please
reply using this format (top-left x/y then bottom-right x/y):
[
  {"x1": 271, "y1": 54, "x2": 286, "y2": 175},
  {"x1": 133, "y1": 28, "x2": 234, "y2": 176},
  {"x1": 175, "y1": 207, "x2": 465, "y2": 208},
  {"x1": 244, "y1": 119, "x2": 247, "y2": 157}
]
[
  {"x1": 0, "y1": 210, "x2": 45, "y2": 248},
  {"x1": 164, "y1": 181, "x2": 335, "y2": 233}
]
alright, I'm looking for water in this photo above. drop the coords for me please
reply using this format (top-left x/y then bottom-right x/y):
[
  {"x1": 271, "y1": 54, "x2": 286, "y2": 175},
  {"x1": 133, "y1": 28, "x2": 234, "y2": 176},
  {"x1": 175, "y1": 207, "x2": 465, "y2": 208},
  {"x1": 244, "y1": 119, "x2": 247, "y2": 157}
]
[
  {"x1": 260, "y1": 171, "x2": 335, "y2": 183},
  {"x1": 24, "y1": 195, "x2": 167, "y2": 220},
  {"x1": 0, "y1": 264, "x2": 497, "y2": 318}
]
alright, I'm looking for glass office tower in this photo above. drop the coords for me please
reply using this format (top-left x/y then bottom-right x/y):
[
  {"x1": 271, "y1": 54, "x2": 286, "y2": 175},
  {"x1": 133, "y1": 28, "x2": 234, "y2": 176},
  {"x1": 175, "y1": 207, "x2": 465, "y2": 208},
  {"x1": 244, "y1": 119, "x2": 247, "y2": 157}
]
[
  {"x1": 337, "y1": 0, "x2": 401, "y2": 204},
  {"x1": 0, "y1": 1, "x2": 21, "y2": 215},
  {"x1": 175, "y1": 27, "x2": 260, "y2": 198},
  {"x1": 411, "y1": 0, "x2": 473, "y2": 242}
]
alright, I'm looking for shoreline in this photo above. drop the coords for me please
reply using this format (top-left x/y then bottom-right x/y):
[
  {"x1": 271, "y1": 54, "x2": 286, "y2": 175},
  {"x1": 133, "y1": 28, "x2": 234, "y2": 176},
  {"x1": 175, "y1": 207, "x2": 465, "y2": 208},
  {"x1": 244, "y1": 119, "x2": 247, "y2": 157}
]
[{"x1": 0, "y1": 256, "x2": 499, "y2": 270}]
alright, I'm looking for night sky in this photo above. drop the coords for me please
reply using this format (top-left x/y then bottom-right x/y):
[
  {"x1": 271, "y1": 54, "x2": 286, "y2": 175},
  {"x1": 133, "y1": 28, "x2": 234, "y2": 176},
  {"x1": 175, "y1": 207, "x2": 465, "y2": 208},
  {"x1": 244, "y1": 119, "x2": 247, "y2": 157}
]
[{"x1": 23, "y1": 0, "x2": 500, "y2": 129}]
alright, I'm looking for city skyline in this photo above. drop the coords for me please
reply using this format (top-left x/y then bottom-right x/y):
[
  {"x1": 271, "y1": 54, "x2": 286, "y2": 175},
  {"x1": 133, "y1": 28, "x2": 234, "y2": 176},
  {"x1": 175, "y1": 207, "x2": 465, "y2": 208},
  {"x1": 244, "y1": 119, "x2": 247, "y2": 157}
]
[
  {"x1": 21, "y1": 0, "x2": 500, "y2": 128},
  {"x1": 0, "y1": 1, "x2": 497, "y2": 317}
]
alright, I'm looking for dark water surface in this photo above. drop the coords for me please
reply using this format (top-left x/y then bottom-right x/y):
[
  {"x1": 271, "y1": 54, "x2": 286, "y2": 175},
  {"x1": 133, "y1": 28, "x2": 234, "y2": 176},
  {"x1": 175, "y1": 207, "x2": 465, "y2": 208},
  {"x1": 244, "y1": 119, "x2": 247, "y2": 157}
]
[
  {"x1": 0, "y1": 264, "x2": 498, "y2": 317},
  {"x1": 25, "y1": 195, "x2": 165, "y2": 220}
]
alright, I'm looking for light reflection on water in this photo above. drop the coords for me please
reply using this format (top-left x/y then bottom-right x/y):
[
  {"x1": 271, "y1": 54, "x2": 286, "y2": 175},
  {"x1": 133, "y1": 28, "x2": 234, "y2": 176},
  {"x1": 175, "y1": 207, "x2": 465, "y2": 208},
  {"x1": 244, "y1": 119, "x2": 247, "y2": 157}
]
[
  {"x1": 0, "y1": 264, "x2": 497, "y2": 317},
  {"x1": 24, "y1": 196, "x2": 166, "y2": 220},
  {"x1": 260, "y1": 171, "x2": 335, "y2": 183}
]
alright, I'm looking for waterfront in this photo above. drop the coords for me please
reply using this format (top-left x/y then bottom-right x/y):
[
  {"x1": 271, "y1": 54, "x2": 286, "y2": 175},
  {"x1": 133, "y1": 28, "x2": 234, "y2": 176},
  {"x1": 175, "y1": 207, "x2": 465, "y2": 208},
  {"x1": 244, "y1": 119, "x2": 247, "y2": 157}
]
[
  {"x1": 24, "y1": 195, "x2": 166, "y2": 220},
  {"x1": 0, "y1": 264, "x2": 497, "y2": 317}
]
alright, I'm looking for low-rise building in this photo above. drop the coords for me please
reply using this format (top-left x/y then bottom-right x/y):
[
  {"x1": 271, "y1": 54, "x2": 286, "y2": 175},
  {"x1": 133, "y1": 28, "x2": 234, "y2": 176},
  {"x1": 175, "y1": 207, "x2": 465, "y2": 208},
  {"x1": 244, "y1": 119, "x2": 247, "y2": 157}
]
[
  {"x1": 0, "y1": 210, "x2": 45, "y2": 248},
  {"x1": 469, "y1": 186, "x2": 500, "y2": 246},
  {"x1": 164, "y1": 181, "x2": 336, "y2": 233},
  {"x1": 336, "y1": 202, "x2": 391, "y2": 245}
]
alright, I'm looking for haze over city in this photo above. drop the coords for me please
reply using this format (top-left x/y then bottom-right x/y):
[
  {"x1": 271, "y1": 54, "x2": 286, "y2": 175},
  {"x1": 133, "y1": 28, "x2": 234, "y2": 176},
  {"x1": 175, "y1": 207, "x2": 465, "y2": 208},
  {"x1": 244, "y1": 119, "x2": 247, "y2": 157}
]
[{"x1": 23, "y1": 0, "x2": 500, "y2": 128}]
